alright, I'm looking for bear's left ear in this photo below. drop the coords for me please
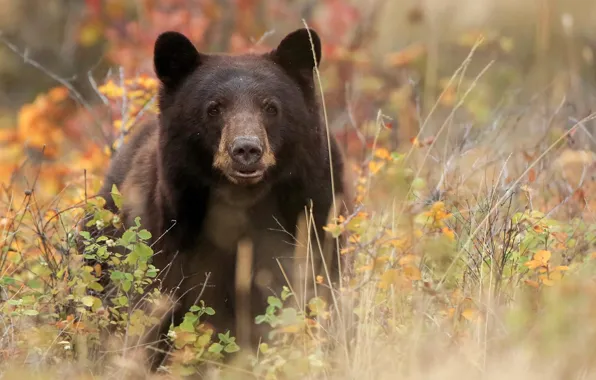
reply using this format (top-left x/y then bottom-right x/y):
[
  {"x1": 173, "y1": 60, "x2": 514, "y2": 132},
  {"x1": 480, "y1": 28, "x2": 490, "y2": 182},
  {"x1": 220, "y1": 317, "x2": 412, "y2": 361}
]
[
  {"x1": 270, "y1": 28, "x2": 322, "y2": 83},
  {"x1": 154, "y1": 31, "x2": 204, "y2": 88}
]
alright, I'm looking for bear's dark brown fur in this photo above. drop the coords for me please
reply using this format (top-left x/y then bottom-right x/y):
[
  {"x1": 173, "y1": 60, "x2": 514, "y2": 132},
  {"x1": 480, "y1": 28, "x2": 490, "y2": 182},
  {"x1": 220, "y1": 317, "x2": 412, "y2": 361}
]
[{"x1": 84, "y1": 27, "x2": 353, "y2": 370}]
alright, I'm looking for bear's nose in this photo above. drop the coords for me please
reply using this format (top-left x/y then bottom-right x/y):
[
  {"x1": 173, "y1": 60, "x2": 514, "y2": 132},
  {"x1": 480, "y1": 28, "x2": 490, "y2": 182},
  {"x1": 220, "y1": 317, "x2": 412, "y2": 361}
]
[{"x1": 230, "y1": 136, "x2": 263, "y2": 166}]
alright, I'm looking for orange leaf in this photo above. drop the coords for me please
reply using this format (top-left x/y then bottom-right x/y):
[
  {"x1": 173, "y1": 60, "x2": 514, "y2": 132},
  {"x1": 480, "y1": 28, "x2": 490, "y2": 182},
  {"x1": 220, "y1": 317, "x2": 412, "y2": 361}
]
[
  {"x1": 398, "y1": 254, "x2": 416, "y2": 266},
  {"x1": 404, "y1": 266, "x2": 421, "y2": 281},
  {"x1": 368, "y1": 160, "x2": 385, "y2": 175},
  {"x1": 94, "y1": 263, "x2": 102, "y2": 277},
  {"x1": 524, "y1": 260, "x2": 542, "y2": 270},
  {"x1": 528, "y1": 168, "x2": 537, "y2": 183},
  {"x1": 388, "y1": 239, "x2": 407, "y2": 249},
  {"x1": 533, "y1": 250, "x2": 551, "y2": 265},
  {"x1": 378, "y1": 269, "x2": 399, "y2": 289},
  {"x1": 524, "y1": 279, "x2": 540, "y2": 288},
  {"x1": 373, "y1": 148, "x2": 391, "y2": 160},
  {"x1": 540, "y1": 275, "x2": 554, "y2": 286},
  {"x1": 357, "y1": 264, "x2": 373, "y2": 273},
  {"x1": 442, "y1": 227, "x2": 455, "y2": 241},
  {"x1": 461, "y1": 308, "x2": 477, "y2": 321}
]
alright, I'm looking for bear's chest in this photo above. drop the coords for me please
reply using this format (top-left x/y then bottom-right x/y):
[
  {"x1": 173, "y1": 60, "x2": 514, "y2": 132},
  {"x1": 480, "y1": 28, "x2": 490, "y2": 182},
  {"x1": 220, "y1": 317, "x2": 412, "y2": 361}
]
[{"x1": 200, "y1": 189, "x2": 285, "y2": 254}]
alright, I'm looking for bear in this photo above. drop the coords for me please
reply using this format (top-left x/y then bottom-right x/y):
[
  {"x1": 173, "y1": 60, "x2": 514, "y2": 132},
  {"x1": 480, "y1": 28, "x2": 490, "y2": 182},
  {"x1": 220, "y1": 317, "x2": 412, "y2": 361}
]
[{"x1": 82, "y1": 27, "x2": 353, "y2": 372}]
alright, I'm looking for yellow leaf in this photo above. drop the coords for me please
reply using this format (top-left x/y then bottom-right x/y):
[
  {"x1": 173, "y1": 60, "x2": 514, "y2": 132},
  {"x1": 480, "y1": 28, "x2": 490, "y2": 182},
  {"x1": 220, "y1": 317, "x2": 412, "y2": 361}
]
[
  {"x1": 550, "y1": 271, "x2": 563, "y2": 281},
  {"x1": 375, "y1": 255, "x2": 390, "y2": 266},
  {"x1": 398, "y1": 254, "x2": 416, "y2": 266},
  {"x1": 357, "y1": 264, "x2": 373, "y2": 273},
  {"x1": 533, "y1": 250, "x2": 551, "y2": 265},
  {"x1": 387, "y1": 239, "x2": 407, "y2": 249},
  {"x1": 461, "y1": 308, "x2": 477, "y2": 321},
  {"x1": 81, "y1": 296, "x2": 95, "y2": 307},
  {"x1": 499, "y1": 36, "x2": 514, "y2": 53},
  {"x1": 340, "y1": 246, "x2": 355, "y2": 255},
  {"x1": 368, "y1": 160, "x2": 385, "y2": 175},
  {"x1": 79, "y1": 21, "x2": 103, "y2": 47},
  {"x1": 47, "y1": 86, "x2": 69, "y2": 102},
  {"x1": 378, "y1": 269, "x2": 399, "y2": 289},
  {"x1": 404, "y1": 266, "x2": 421, "y2": 281},
  {"x1": 259, "y1": 343, "x2": 269, "y2": 353},
  {"x1": 373, "y1": 148, "x2": 391, "y2": 160},
  {"x1": 524, "y1": 260, "x2": 542, "y2": 270},
  {"x1": 554, "y1": 265, "x2": 569, "y2": 271},
  {"x1": 316, "y1": 275, "x2": 324, "y2": 284},
  {"x1": 539, "y1": 275, "x2": 554, "y2": 286},
  {"x1": 278, "y1": 324, "x2": 301, "y2": 333},
  {"x1": 442, "y1": 227, "x2": 455, "y2": 241}
]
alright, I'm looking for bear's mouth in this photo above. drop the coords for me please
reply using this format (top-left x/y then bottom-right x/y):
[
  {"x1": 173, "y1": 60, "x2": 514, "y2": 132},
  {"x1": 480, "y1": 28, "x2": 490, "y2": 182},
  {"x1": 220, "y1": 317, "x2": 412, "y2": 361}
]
[{"x1": 229, "y1": 169, "x2": 264, "y2": 185}]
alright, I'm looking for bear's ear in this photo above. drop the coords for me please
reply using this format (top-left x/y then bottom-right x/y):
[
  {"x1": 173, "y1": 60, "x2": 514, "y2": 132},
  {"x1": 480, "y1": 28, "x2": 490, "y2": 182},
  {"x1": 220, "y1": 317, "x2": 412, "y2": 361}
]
[
  {"x1": 270, "y1": 28, "x2": 322, "y2": 83},
  {"x1": 154, "y1": 31, "x2": 203, "y2": 87}
]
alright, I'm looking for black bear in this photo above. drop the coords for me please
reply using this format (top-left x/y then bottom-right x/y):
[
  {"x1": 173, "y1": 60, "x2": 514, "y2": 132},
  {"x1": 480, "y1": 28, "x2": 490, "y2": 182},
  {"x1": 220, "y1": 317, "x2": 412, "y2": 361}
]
[{"x1": 84, "y1": 27, "x2": 352, "y2": 370}]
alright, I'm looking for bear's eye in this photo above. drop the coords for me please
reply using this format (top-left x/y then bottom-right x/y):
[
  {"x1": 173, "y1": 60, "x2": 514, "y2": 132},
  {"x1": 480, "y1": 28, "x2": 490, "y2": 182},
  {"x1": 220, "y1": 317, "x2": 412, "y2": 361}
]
[
  {"x1": 207, "y1": 102, "x2": 221, "y2": 117},
  {"x1": 264, "y1": 102, "x2": 278, "y2": 116}
]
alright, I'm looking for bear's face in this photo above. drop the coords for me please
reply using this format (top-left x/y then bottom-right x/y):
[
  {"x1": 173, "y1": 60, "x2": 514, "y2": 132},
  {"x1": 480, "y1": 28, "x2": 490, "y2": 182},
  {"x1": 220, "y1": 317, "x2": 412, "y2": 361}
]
[{"x1": 153, "y1": 28, "x2": 322, "y2": 188}]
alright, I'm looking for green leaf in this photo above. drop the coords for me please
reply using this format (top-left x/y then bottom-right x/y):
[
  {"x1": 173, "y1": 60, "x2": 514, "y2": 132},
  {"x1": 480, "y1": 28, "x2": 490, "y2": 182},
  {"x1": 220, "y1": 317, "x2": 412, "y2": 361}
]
[
  {"x1": 138, "y1": 229, "x2": 152, "y2": 240},
  {"x1": 122, "y1": 280, "x2": 132, "y2": 292},
  {"x1": 78, "y1": 231, "x2": 91, "y2": 240},
  {"x1": 208, "y1": 343, "x2": 223, "y2": 354},
  {"x1": 111, "y1": 184, "x2": 123, "y2": 210},
  {"x1": 115, "y1": 296, "x2": 128, "y2": 306},
  {"x1": 23, "y1": 309, "x2": 39, "y2": 316},
  {"x1": 281, "y1": 286, "x2": 292, "y2": 301},
  {"x1": 204, "y1": 307, "x2": 215, "y2": 316},
  {"x1": 146, "y1": 267, "x2": 158, "y2": 278},
  {"x1": 267, "y1": 296, "x2": 283, "y2": 310},
  {"x1": 189, "y1": 305, "x2": 201, "y2": 312},
  {"x1": 1, "y1": 276, "x2": 16, "y2": 285},
  {"x1": 132, "y1": 242, "x2": 153, "y2": 260},
  {"x1": 110, "y1": 271, "x2": 124, "y2": 281},
  {"x1": 82, "y1": 296, "x2": 95, "y2": 307},
  {"x1": 120, "y1": 230, "x2": 136, "y2": 246},
  {"x1": 255, "y1": 315, "x2": 267, "y2": 325},
  {"x1": 180, "y1": 319, "x2": 195, "y2": 333},
  {"x1": 224, "y1": 342, "x2": 240, "y2": 353},
  {"x1": 196, "y1": 332, "x2": 212, "y2": 347},
  {"x1": 88, "y1": 281, "x2": 104, "y2": 292},
  {"x1": 279, "y1": 307, "x2": 299, "y2": 325}
]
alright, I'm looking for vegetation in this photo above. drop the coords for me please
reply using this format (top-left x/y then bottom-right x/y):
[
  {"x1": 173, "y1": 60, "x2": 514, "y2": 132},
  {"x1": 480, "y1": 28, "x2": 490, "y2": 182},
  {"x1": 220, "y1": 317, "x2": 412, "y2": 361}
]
[{"x1": 2, "y1": 0, "x2": 596, "y2": 379}]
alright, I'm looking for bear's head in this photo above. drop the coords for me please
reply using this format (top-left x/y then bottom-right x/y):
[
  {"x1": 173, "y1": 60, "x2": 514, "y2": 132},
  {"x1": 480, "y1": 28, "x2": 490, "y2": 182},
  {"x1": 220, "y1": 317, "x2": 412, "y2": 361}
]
[{"x1": 153, "y1": 28, "x2": 323, "y2": 193}]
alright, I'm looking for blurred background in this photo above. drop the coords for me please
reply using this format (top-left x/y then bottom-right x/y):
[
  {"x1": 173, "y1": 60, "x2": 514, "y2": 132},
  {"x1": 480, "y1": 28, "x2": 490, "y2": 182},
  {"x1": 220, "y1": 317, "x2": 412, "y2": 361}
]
[{"x1": 3, "y1": 0, "x2": 596, "y2": 149}]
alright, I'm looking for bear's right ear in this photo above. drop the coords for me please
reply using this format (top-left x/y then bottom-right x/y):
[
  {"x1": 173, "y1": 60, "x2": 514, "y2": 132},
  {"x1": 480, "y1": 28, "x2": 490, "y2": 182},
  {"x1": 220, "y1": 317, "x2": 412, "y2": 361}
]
[
  {"x1": 154, "y1": 31, "x2": 203, "y2": 87},
  {"x1": 270, "y1": 28, "x2": 322, "y2": 85}
]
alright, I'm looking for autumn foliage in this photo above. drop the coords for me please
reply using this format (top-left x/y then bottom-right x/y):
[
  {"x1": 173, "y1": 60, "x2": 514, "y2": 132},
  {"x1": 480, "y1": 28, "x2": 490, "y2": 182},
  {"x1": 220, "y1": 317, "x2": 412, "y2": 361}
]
[{"x1": 3, "y1": 0, "x2": 596, "y2": 379}]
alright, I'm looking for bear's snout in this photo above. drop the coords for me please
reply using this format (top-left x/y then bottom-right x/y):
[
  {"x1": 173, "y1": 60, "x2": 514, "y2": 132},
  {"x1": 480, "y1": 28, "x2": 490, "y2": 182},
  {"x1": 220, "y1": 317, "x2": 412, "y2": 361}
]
[{"x1": 229, "y1": 136, "x2": 263, "y2": 167}]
